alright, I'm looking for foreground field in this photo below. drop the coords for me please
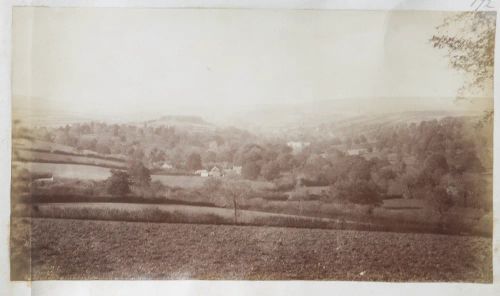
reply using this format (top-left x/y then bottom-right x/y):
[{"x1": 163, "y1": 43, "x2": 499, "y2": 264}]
[{"x1": 23, "y1": 218, "x2": 492, "y2": 281}]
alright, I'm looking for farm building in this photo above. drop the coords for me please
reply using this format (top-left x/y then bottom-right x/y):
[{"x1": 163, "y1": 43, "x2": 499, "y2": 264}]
[
  {"x1": 161, "y1": 162, "x2": 174, "y2": 170},
  {"x1": 347, "y1": 148, "x2": 368, "y2": 156},
  {"x1": 209, "y1": 166, "x2": 223, "y2": 177},
  {"x1": 195, "y1": 169, "x2": 209, "y2": 177},
  {"x1": 151, "y1": 161, "x2": 173, "y2": 169},
  {"x1": 287, "y1": 141, "x2": 310, "y2": 154}
]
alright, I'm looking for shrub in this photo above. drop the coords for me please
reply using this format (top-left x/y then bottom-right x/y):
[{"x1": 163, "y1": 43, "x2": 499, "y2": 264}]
[
  {"x1": 273, "y1": 176, "x2": 296, "y2": 191},
  {"x1": 106, "y1": 170, "x2": 131, "y2": 196},
  {"x1": 334, "y1": 179, "x2": 382, "y2": 205}
]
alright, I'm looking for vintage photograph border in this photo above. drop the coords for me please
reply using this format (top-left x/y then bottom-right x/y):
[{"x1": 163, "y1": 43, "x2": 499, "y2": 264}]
[{"x1": 0, "y1": 0, "x2": 498, "y2": 295}]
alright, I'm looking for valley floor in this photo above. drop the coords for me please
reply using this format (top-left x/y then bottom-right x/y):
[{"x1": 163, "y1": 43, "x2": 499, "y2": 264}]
[{"x1": 12, "y1": 218, "x2": 492, "y2": 282}]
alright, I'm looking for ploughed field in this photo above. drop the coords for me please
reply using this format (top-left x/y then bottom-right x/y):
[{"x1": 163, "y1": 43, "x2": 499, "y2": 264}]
[{"x1": 25, "y1": 218, "x2": 492, "y2": 282}]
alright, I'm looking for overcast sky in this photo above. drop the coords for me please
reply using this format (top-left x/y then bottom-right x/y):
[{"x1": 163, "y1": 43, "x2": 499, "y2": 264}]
[{"x1": 12, "y1": 8, "x2": 492, "y2": 123}]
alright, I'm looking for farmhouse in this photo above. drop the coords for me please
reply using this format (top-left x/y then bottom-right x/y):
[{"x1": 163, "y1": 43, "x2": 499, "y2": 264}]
[
  {"x1": 347, "y1": 148, "x2": 368, "y2": 156},
  {"x1": 287, "y1": 141, "x2": 310, "y2": 154},
  {"x1": 161, "y1": 162, "x2": 174, "y2": 170},
  {"x1": 151, "y1": 161, "x2": 173, "y2": 169},
  {"x1": 195, "y1": 169, "x2": 209, "y2": 177},
  {"x1": 209, "y1": 166, "x2": 223, "y2": 177}
]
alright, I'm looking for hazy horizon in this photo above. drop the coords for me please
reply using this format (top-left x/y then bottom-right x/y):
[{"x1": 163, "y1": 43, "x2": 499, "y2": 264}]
[
  {"x1": 12, "y1": 8, "x2": 493, "y2": 127},
  {"x1": 12, "y1": 94, "x2": 492, "y2": 128}
]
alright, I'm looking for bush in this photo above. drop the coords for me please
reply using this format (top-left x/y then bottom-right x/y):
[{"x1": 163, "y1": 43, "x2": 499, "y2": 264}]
[
  {"x1": 128, "y1": 162, "x2": 151, "y2": 187},
  {"x1": 106, "y1": 170, "x2": 131, "y2": 196},
  {"x1": 334, "y1": 179, "x2": 382, "y2": 205},
  {"x1": 242, "y1": 162, "x2": 261, "y2": 180},
  {"x1": 261, "y1": 161, "x2": 280, "y2": 181},
  {"x1": 273, "y1": 176, "x2": 296, "y2": 191},
  {"x1": 131, "y1": 180, "x2": 166, "y2": 198}
]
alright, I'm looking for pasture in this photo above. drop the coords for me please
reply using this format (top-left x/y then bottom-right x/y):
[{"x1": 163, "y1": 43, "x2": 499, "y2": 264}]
[
  {"x1": 151, "y1": 175, "x2": 207, "y2": 188},
  {"x1": 152, "y1": 175, "x2": 275, "y2": 190},
  {"x1": 13, "y1": 138, "x2": 78, "y2": 154},
  {"x1": 13, "y1": 161, "x2": 112, "y2": 180},
  {"x1": 15, "y1": 150, "x2": 125, "y2": 168},
  {"x1": 15, "y1": 161, "x2": 275, "y2": 190}
]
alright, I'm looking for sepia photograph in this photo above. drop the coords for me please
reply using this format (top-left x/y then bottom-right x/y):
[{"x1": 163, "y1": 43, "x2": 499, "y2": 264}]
[{"x1": 8, "y1": 6, "x2": 495, "y2": 283}]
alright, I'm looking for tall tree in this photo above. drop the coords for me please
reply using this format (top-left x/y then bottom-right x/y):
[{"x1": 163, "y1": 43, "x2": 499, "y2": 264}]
[
  {"x1": 261, "y1": 160, "x2": 281, "y2": 181},
  {"x1": 223, "y1": 182, "x2": 252, "y2": 224},
  {"x1": 242, "y1": 162, "x2": 261, "y2": 180},
  {"x1": 128, "y1": 162, "x2": 151, "y2": 187},
  {"x1": 186, "y1": 152, "x2": 202, "y2": 171},
  {"x1": 106, "y1": 170, "x2": 131, "y2": 196},
  {"x1": 430, "y1": 12, "x2": 495, "y2": 99}
]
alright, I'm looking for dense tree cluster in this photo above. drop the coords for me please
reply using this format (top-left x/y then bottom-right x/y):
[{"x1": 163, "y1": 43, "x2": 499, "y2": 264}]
[
  {"x1": 28, "y1": 121, "x2": 255, "y2": 171},
  {"x1": 19, "y1": 114, "x2": 492, "y2": 211}
]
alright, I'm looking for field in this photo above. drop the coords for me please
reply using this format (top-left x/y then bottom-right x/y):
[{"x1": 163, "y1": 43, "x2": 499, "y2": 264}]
[
  {"x1": 15, "y1": 150, "x2": 126, "y2": 168},
  {"x1": 30, "y1": 202, "x2": 340, "y2": 227},
  {"x1": 13, "y1": 138, "x2": 79, "y2": 154},
  {"x1": 151, "y1": 175, "x2": 207, "y2": 188},
  {"x1": 13, "y1": 161, "x2": 112, "y2": 180},
  {"x1": 152, "y1": 174, "x2": 274, "y2": 190},
  {"x1": 20, "y1": 218, "x2": 492, "y2": 281},
  {"x1": 15, "y1": 161, "x2": 275, "y2": 190}
]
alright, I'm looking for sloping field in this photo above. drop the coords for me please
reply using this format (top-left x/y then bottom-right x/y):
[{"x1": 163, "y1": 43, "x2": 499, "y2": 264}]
[
  {"x1": 13, "y1": 138, "x2": 78, "y2": 154},
  {"x1": 15, "y1": 161, "x2": 273, "y2": 190},
  {"x1": 15, "y1": 150, "x2": 125, "y2": 168},
  {"x1": 22, "y1": 218, "x2": 492, "y2": 281},
  {"x1": 13, "y1": 161, "x2": 112, "y2": 180}
]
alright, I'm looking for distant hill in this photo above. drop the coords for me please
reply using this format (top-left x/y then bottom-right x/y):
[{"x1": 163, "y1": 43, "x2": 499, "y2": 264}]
[
  {"x1": 137, "y1": 115, "x2": 214, "y2": 132},
  {"x1": 225, "y1": 97, "x2": 491, "y2": 138}
]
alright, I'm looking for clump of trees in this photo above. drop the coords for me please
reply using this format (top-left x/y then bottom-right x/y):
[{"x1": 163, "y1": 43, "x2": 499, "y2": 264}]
[
  {"x1": 106, "y1": 170, "x2": 131, "y2": 196},
  {"x1": 334, "y1": 179, "x2": 382, "y2": 206},
  {"x1": 186, "y1": 153, "x2": 202, "y2": 171},
  {"x1": 128, "y1": 161, "x2": 152, "y2": 187},
  {"x1": 106, "y1": 161, "x2": 153, "y2": 197}
]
